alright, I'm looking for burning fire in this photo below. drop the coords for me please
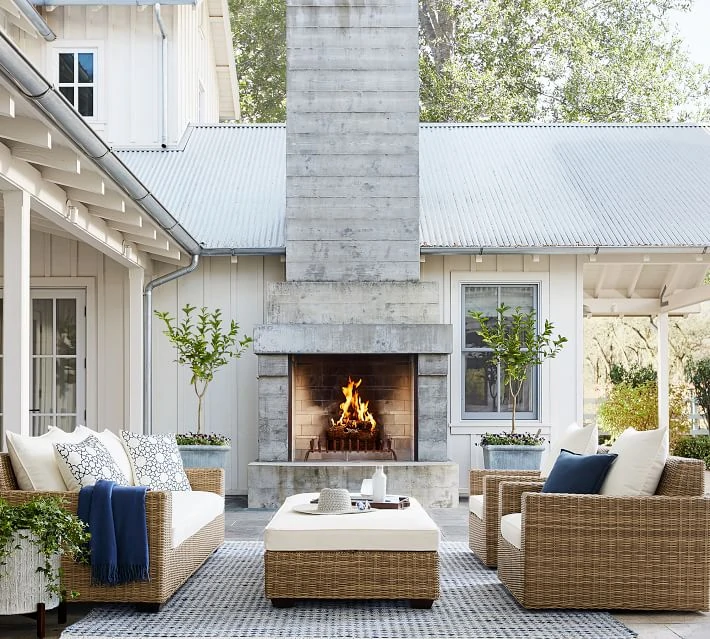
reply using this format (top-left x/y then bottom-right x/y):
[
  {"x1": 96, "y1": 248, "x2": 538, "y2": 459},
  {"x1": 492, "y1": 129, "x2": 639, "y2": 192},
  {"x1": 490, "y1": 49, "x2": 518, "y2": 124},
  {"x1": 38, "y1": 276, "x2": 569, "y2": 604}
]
[{"x1": 330, "y1": 377, "x2": 377, "y2": 432}]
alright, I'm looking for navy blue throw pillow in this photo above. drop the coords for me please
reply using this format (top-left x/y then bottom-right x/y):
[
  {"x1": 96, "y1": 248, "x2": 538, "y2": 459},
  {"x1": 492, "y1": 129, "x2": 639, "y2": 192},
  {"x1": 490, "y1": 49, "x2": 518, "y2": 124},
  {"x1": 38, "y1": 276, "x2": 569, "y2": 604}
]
[{"x1": 541, "y1": 449, "x2": 618, "y2": 494}]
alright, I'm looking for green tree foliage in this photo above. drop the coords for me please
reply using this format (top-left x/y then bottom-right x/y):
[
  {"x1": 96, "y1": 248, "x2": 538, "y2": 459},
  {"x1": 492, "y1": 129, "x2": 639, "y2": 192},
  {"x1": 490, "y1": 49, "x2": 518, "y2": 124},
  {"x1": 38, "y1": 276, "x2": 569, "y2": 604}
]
[
  {"x1": 229, "y1": 1, "x2": 710, "y2": 122},
  {"x1": 155, "y1": 305, "x2": 252, "y2": 434},
  {"x1": 597, "y1": 381, "x2": 689, "y2": 449},
  {"x1": 673, "y1": 435, "x2": 710, "y2": 469},
  {"x1": 609, "y1": 363, "x2": 657, "y2": 387},
  {"x1": 469, "y1": 304, "x2": 567, "y2": 432},
  {"x1": 419, "y1": 0, "x2": 710, "y2": 122},
  {"x1": 230, "y1": 0, "x2": 286, "y2": 122},
  {"x1": 685, "y1": 358, "x2": 710, "y2": 430}
]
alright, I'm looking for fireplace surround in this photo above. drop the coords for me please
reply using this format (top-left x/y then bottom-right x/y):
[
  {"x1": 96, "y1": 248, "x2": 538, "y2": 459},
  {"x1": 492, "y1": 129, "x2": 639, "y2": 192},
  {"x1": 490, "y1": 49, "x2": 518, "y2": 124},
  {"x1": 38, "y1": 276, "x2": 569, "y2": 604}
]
[{"x1": 247, "y1": 0, "x2": 457, "y2": 507}]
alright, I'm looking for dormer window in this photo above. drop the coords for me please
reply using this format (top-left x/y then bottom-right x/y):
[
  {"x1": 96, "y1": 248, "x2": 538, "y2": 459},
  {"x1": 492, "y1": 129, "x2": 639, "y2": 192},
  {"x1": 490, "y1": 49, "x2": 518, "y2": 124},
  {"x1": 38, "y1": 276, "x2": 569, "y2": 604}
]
[{"x1": 57, "y1": 50, "x2": 96, "y2": 117}]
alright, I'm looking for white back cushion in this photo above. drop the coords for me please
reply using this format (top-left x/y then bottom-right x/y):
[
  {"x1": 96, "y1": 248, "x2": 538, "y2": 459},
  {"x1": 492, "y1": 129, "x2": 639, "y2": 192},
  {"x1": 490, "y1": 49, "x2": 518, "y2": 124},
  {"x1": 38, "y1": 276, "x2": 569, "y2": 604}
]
[
  {"x1": 600, "y1": 427, "x2": 668, "y2": 496},
  {"x1": 540, "y1": 423, "x2": 598, "y2": 478},
  {"x1": 6, "y1": 427, "x2": 86, "y2": 491}
]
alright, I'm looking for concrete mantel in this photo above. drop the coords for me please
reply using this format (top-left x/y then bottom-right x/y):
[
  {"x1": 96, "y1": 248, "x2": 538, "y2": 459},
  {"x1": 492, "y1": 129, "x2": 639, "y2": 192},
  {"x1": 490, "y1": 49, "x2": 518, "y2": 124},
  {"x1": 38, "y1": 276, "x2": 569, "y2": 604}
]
[{"x1": 253, "y1": 323, "x2": 452, "y2": 355}]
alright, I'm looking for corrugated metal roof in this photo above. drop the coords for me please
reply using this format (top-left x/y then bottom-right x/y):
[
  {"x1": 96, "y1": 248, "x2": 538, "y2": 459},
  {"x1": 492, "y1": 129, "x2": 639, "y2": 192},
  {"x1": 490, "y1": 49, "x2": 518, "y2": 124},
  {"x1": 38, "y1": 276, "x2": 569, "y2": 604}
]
[
  {"x1": 420, "y1": 123, "x2": 710, "y2": 249},
  {"x1": 117, "y1": 125, "x2": 286, "y2": 251},
  {"x1": 117, "y1": 123, "x2": 710, "y2": 252}
]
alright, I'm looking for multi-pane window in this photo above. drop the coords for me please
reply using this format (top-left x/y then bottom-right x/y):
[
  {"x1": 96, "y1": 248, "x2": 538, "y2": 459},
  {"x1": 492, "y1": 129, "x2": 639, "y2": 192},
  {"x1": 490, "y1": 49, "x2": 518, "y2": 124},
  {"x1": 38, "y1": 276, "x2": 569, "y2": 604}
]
[
  {"x1": 461, "y1": 284, "x2": 538, "y2": 420},
  {"x1": 58, "y1": 52, "x2": 95, "y2": 117}
]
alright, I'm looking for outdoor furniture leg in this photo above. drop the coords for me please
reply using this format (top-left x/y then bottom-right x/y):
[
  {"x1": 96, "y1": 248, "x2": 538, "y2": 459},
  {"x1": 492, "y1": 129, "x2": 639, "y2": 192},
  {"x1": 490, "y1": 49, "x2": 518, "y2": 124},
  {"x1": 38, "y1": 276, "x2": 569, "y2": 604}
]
[
  {"x1": 271, "y1": 598, "x2": 295, "y2": 608},
  {"x1": 411, "y1": 599, "x2": 434, "y2": 609},
  {"x1": 36, "y1": 602, "x2": 45, "y2": 638},
  {"x1": 136, "y1": 602, "x2": 163, "y2": 613}
]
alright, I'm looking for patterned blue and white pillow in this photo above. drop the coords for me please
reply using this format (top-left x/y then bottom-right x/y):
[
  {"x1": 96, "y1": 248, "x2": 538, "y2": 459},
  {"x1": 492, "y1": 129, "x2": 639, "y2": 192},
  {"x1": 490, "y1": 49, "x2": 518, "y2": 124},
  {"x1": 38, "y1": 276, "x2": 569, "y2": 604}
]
[
  {"x1": 54, "y1": 435, "x2": 129, "y2": 491},
  {"x1": 119, "y1": 431, "x2": 191, "y2": 491}
]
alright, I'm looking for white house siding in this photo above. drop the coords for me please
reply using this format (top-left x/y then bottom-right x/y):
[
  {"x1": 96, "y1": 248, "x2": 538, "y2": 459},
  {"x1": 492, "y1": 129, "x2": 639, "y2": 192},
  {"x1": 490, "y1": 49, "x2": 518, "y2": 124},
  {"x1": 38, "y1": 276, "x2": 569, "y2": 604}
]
[
  {"x1": 0, "y1": 229, "x2": 135, "y2": 435},
  {"x1": 421, "y1": 253, "x2": 584, "y2": 492},
  {"x1": 33, "y1": 5, "x2": 222, "y2": 147},
  {"x1": 150, "y1": 256, "x2": 285, "y2": 494},
  {"x1": 173, "y1": 4, "x2": 222, "y2": 133}
]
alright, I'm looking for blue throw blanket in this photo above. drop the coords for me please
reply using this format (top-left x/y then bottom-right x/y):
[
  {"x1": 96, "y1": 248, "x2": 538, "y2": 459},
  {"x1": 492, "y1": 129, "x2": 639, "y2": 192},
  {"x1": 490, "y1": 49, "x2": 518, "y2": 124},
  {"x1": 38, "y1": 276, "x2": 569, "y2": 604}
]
[{"x1": 78, "y1": 480, "x2": 150, "y2": 585}]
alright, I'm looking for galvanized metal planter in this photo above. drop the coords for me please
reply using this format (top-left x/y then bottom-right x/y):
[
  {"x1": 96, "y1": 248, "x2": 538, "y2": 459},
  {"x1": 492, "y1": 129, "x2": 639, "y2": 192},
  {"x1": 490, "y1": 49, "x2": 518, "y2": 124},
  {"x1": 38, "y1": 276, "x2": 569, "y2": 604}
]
[
  {"x1": 482, "y1": 445, "x2": 545, "y2": 470},
  {"x1": 177, "y1": 445, "x2": 230, "y2": 469}
]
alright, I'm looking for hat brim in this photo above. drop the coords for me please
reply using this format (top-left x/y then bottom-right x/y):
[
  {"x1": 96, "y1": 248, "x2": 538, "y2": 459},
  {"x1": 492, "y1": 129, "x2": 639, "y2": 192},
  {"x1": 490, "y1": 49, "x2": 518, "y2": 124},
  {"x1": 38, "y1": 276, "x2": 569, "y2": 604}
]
[{"x1": 292, "y1": 504, "x2": 373, "y2": 515}]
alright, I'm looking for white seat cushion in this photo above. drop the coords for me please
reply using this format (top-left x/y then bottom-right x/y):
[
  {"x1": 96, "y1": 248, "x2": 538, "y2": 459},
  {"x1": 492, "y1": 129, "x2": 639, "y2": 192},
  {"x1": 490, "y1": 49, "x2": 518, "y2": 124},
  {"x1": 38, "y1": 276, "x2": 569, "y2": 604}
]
[
  {"x1": 170, "y1": 490, "x2": 224, "y2": 548},
  {"x1": 469, "y1": 494, "x2": 484, "y2": 519},
  {"x1": 601, "y1": 427, "x2": 668, "y2": 496},
  {"x1": 6, "y1": 427, "x2": 87, "y2": 491},
  {"x1": 540, "y1": 423, "x2": 598, "y2": 478},
  {"x1": 264, "y1": 493, "x2": 440, "y2": 552},
  {"x1": 500, "y1": 513, "x2": 523, "y2": 549}
]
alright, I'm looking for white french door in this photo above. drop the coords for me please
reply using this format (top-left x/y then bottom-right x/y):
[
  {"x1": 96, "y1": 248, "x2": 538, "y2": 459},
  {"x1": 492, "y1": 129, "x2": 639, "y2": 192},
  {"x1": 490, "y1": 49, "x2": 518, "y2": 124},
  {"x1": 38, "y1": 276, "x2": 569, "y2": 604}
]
[{"x1": 0, "y1": 289, "x2": 86, "y2": 435}]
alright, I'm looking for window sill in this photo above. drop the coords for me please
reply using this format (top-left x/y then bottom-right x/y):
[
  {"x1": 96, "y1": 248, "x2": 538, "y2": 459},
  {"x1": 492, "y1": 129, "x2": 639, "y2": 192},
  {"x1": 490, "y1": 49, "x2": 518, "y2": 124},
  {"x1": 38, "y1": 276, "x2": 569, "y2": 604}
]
[{"x1": 449, "y1": 421, "x2": 550, "y2": 436}]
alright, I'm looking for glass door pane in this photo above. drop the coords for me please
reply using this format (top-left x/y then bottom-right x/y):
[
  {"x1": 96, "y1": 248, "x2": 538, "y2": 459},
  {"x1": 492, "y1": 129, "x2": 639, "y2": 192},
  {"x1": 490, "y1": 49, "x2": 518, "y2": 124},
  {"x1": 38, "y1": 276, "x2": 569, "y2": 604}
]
[{"x1": 0, "y1": 289, "x2": 86, "y2": 437}]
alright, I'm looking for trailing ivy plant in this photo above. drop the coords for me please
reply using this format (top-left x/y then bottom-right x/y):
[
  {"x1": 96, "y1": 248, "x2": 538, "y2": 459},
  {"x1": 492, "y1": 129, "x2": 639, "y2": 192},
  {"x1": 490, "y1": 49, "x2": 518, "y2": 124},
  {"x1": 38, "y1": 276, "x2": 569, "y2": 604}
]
[
  {"x1": 155, "y1": 304, "x2": 252, "y2": 437},
  {"x1": 469, "y1": 304, "x2": 567, "y2": 437},
  {"x1": 685, "y1": 358, "x2": 710, "y2": 431},
  {"x1": 0, "y1": 496, "x2": 89, "y2": 599}
]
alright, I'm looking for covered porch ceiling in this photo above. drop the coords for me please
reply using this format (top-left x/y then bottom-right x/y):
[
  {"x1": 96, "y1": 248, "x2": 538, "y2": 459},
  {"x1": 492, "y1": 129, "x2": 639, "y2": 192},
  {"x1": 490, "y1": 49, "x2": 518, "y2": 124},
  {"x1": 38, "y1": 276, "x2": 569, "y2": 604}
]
[
  {"x1": 583, "y1": 253, "x2": 710, "y2": 316},
  {"x1": 0, "y1": 71, "x2": 189, "y2": 269}
]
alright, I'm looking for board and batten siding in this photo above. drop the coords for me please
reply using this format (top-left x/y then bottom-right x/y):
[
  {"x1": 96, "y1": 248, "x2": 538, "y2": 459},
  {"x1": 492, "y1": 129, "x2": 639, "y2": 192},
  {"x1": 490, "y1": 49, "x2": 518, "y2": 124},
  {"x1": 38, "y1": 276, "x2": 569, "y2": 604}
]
[
  {"x1": 151, "y1": 256, "x2": 285, "y2": 494},
  {"x1": 0, "y1": 229, "x2": 137, "y2": 435},
  {"x1": 31, "y1": 5, "x2": 223, "y2": 147},
  {"x1": 421, "y1": 253, "x2": 584, "y2": 492}
]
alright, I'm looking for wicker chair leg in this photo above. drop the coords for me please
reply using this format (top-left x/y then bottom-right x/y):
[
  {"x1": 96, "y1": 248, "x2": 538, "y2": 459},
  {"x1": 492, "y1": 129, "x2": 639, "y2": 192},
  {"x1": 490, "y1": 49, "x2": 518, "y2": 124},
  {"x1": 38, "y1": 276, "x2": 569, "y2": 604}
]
[
  {"x1": 411, "y1": 599, "x2": 434, "y2": 609},
  {"x1": 136, "y1": 602, "x2": 164, "y2": 613}
]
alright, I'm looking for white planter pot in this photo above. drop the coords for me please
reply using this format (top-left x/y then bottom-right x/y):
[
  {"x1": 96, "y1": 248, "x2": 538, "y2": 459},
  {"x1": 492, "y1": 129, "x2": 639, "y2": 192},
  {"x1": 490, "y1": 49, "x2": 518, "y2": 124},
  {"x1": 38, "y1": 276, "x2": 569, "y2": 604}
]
[
  {"x1": 0, "y1": 531, "x2": 60, "y2": 614},
  {"x1": 177, "y1": 444, "x2": 231, "y2": 468},
  {"x1": 482, "y1": 445, "x2": 545, "y2": 470}
]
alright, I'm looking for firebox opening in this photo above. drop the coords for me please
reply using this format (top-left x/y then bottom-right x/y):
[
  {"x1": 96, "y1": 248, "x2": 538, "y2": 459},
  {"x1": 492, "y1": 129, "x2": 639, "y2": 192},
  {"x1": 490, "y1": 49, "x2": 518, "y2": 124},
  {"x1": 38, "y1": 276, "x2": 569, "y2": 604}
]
[{"x1": 290, "y1": 354, "x2": 417, "y2": 462}]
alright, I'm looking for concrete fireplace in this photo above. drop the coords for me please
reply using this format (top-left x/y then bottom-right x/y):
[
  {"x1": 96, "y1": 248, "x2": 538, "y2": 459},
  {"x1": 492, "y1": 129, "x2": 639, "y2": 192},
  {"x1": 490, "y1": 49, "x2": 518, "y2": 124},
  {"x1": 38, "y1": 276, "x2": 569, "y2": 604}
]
[{"x1": 248, "y1": 0, "x2": 457, "y2": 507}]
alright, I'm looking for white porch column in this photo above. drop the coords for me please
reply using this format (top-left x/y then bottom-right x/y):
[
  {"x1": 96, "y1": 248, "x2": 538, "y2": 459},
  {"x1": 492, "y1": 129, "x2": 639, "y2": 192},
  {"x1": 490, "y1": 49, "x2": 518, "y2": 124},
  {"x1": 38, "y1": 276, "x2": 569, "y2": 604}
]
[
  {"x1": 657, "y1": 311, "x2": 669, "y2": 431},
  {"x1": 126, "y1": 267, "x2": 144, "y2": 433},
  {"x1": 2, "y1": 190, "x2": 31, "y2": 441}
]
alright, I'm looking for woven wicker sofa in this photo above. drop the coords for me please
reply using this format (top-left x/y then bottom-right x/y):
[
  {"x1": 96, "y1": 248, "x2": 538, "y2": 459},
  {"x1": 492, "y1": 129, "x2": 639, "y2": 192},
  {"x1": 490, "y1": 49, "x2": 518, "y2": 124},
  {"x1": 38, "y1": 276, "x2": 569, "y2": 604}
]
[
  {"x1": 496, "y1": 456, "x2": 710, "y2": 611},
  {"x1": 0, "y1": 452, "x2": 225, "y2": 610}
]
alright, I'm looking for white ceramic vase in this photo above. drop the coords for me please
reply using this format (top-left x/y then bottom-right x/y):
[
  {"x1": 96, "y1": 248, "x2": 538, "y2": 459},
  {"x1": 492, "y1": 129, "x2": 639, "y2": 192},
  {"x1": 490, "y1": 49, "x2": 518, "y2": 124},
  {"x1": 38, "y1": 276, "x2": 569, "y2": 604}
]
[{"x1": 371, "y1": 465, "x2": 387, "y2": 502}]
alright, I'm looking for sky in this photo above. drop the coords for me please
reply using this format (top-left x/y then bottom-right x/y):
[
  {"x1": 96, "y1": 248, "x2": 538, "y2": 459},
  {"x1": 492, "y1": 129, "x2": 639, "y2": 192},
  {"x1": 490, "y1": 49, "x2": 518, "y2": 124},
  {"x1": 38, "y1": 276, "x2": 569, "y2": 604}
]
[{"x1": 673, "y1": 2, "x2": 710, "y2": 66}]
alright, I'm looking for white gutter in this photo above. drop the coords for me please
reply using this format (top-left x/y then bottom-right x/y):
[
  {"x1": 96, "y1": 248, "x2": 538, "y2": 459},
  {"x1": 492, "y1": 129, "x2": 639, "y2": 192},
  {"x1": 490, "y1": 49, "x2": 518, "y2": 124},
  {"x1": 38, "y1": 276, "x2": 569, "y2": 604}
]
[
  {"x1": 154, "y1": 4, "x2": 168, "y2": 148},
  {"x1": 12, "y1": 0, "x2": 56, "y2": 41},
  {"x1": 143, "y1": 254, "x2": 199, "y2": 435},
  {"x1": 0, "y1": 30, "x2": 201, "y2": 255}
]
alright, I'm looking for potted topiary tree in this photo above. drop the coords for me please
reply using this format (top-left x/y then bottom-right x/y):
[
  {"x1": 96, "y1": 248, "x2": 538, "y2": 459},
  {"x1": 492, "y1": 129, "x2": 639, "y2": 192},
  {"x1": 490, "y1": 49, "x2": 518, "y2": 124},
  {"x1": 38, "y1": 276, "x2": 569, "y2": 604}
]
[
  {"x1": 469, "y1": 304, "x2": 567, "y2": 469},
  {"x1": 155, "y1": 304, "x2": 252, "y2": 468},
  {"x1": 0, "y1": 496, "x2": 89, "y2": 636}
]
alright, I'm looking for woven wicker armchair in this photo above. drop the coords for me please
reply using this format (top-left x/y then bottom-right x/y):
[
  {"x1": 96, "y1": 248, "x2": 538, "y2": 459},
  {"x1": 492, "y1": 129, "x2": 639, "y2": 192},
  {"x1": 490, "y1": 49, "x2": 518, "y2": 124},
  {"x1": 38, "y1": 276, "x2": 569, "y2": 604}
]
[
  {"x1": 496, "y1": 456, "x2": 710, "y2": 611},
  {"x1": 0, "y1": 452, "x2": 225, "y2": 609},
  {"x1": 469, "y1": 469, "x2": 540, "y2": 567}
]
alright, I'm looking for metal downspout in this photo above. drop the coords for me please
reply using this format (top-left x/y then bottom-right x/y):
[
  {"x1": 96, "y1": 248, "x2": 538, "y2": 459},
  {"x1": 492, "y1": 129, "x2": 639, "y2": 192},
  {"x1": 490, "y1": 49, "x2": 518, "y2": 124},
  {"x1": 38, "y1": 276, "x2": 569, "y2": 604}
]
[
  {"x1": 13, "y1": 0, "x2": 56, "y2": 41},
  {"x1": 143, "y1": 254, "x2": 199, "y2": 435},
  {"x1": 154, "y1": 4, "x2": 168, "y2": 148}
]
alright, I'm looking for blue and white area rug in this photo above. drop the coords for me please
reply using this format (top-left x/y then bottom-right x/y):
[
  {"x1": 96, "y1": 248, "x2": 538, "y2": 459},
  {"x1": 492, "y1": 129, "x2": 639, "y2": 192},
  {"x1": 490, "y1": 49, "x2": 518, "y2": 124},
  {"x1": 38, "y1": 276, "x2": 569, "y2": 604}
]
[{"x1": 61, "y1": 541, "x2": 636, "y2": 639}]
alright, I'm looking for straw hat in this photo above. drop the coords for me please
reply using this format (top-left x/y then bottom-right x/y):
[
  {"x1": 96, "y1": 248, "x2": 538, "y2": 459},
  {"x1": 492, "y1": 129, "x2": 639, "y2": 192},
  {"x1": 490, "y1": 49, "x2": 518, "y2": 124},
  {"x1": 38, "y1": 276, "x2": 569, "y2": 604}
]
[{"x1": 292, "y1": 488, "x2": 372, "y2": 515}]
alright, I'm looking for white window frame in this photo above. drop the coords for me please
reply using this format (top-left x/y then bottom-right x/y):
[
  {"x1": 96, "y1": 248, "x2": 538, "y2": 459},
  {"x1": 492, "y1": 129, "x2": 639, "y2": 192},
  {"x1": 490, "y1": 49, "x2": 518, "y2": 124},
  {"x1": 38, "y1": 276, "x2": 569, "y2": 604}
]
[
  {"x1": 0, "y1": 287, "x2": 87, "y2": 435},
  {"x1": 450, "y1": 271, "x2": 551, "y2": 433},
  {"x1": 50, "y1": 42, "x2": 103, "y2": 123}
]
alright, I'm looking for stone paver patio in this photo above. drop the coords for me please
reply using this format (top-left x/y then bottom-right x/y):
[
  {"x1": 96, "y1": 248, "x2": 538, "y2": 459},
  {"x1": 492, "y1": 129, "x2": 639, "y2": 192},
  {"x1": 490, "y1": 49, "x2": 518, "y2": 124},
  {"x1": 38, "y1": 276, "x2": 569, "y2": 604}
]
[{"x1": 1, "y1": 484, "x2": 709, "y2": 638}]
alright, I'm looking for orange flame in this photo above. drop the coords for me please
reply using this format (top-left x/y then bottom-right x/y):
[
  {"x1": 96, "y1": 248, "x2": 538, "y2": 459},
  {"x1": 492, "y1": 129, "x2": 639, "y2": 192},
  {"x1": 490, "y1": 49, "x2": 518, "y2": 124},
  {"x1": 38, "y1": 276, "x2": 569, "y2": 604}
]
[{"x1": 331, "y1": 377, "x2": 377, "y2": 431}]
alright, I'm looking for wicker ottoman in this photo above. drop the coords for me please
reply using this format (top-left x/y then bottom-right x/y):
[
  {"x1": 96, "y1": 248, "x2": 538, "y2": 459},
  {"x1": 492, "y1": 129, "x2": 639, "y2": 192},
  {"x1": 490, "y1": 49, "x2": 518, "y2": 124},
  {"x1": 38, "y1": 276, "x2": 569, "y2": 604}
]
[{"x1": 264, "y1": 493, "x2": 440, "y2": 608}]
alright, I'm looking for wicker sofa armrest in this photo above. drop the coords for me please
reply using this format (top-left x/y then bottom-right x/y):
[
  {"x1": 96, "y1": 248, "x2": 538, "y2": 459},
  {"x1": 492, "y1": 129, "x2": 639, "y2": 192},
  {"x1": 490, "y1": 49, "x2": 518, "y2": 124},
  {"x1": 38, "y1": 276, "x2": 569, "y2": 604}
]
[
  {"x1": 519, "y1": 493, "x2": 710, "y2": 592},
  {"x1": 499, "y1": 480, "x2": 544, "y2": 517},
  {"x1": 470, "y1": 469, "x2": 540, "y2": 495},
  {"x1": 185, "y1": 467, "x2": 224, "y2": 496}
]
